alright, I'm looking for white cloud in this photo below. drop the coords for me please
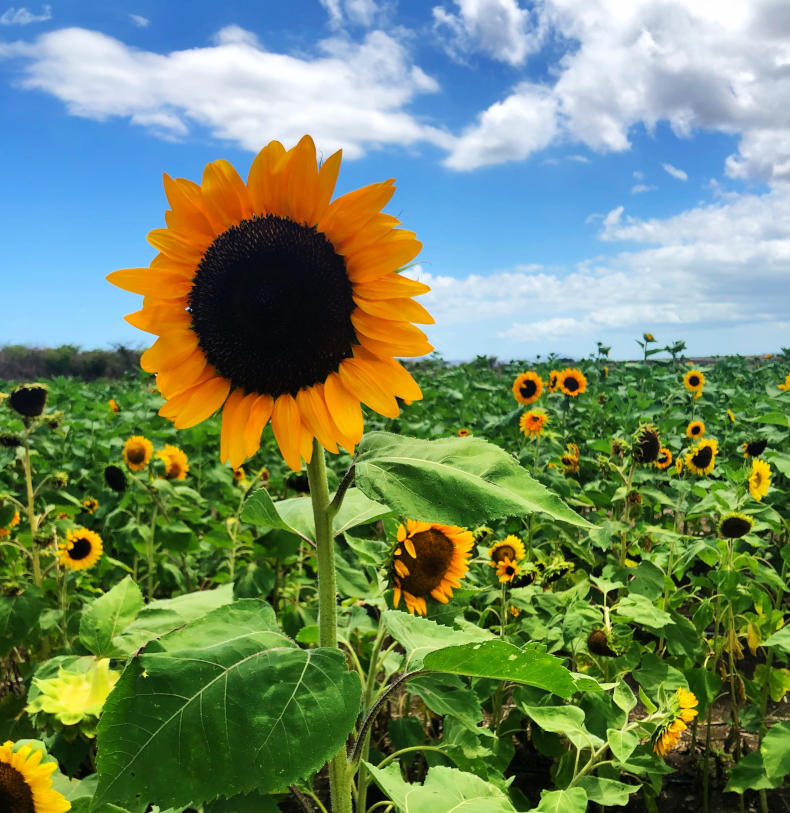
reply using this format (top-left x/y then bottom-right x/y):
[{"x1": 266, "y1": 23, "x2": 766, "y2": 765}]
[
  {"x1": 0, "y1": 4, "x2": 50, "y2": 24},
  {"x1": 320, "y1": 0, "x2": 382, "y2": 28},
  {"x1": 432, "y1": 0, "x2": 541, "y2": 66},
  {"x1": 0, "y1": 25, "x2": 449, "y2": 158},
  {"x1": 631, "y1": 183, "x2": 656, "y2": 194},
  {"x1": 128, "y1": 14, "x2": 149, "y2": 28},
  {"x1": 662, "y1": 162, "x2": 688, "y2": 181}
]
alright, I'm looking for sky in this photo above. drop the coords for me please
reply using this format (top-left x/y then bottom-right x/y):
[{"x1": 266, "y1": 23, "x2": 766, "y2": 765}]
[{"x1": 1, "y1": 0, "x2": 788, "y2": 361}]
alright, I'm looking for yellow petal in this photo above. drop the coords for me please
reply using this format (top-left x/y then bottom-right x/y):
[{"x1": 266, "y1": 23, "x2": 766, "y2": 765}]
[
  {"x1": 158, "y1": 360, "x2": 214, "y2": 400},
  {"x1": 285, "y1": 135, "x2": 320, "y2": 225},
  {"x1": 334, "y1": 213, "x2": 400, "y2": 256},
  {"x1": 352, "y1": 347, "x2": 423, "y2": 401},
  {"x1": 229, "y1": 392, "x2": 256, "y2": 468},
  {"x1": 244, "y1": 393, "x2": 274, "y2": 459},
  {"x1": 247, "y1": 140, "x2": 286, "y2": 214},
  {"x1": 296, "y1": 386, "x2": 339, "y2": 454},
  {"x1": 353, "y1": 295, "x2": 434, "y2": 324},
  {"x1": 140, "y1": 330, "x2": 199, "y2": 373},
  {"x1": 271, "y1": 393, "x2": 304, "y2": 471},
  {"x1": 157, "y1": 348, "x2": 207, "y2": 398},
  {"x1": 147, "y1": 228, "x2": 206, "y2": 264},
  {"x1": 351, "y1": 310, "x2": 429, "y2": 345},
  {"x1": 338, "y1": 358, "x2": 399, "y2": 418},
  {"x1": 125, "y1": 303, "x2": 191, "y2": 334},
  {"x1": 358, "y1": 333, "x2": 434, "y2": 359},
  {"x1": 107, "y1": 268, "x2": 193, "y2": 297},
  {"x1": 317, "y1": 180, "x2": 396, "y2": 245},
  {"x1": 354, "y1": 272, "x2": 431, "y2": 300},
  {"x1": 220, "y1": 389, "x2": 246, "y2": 464},
  {"x1": 345, "y1": 232, "x2": 422, "y2": 283},
  {"x1": 170, "y1": 376, "x2": 231, "y2": 429},
  {"x1": 314, "y1": 149, "x2": 343, "y2": 222},
  {"x1": 324, "y1": 372, "x2": 364, "y2": 440}
]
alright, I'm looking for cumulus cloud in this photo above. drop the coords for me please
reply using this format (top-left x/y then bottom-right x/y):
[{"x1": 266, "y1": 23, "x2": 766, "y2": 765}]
[
  {"x1": 0, "y1": 4, "x2": 50, "y2": 24},
  {"x1": 320, "y1": 0, "x2": 383, "y2": 28},
  {"x1": 0, "y1": 25, "x2": 448, "y2": 157},
  {"x1": 128, "y1": 14, "x2": 149, "y2": 28},
  {"x1": 432, "y1": 0, "x2": 542, "y2": 66},
  {"x1": 662, "y1": 162, "x2": 688, "y2": 181}
]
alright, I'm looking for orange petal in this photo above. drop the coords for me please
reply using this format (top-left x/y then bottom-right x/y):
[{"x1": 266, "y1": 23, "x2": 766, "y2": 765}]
[
  {"x1": 229, "y1": 392, "x2": 256, "y2": 468},
  {"x1": 317, "y1": 180, "x2": 396, "y2": 246},
  {"x1": 296, "y1": 386, "x2": 339, "y2": 454},
  {"x1": 247, "y1": 140, "x2": 286, "y2": 214},
  {"x1": 125, "y1": 303, "x2": 191, "y2": 334},
  {"x1": 357, "y1": 333, "x2": 434, "y2": 359},
  {"x1": 220, "y1": 389, "x2": 246, "y2": 464},
  {"x1": 271, "y1": 393, "x2": 304, "y2": 471},
  {"x1": 352, "y1": 347, "x2": 423, "y2": 401},
  {"x1": 162, "y1": 375, "x2": 230, "y2": 428},
  {"x1": 313, "y1": 149, "x2": 343, "y2": 222},
  {"x1": 140, "y1": 330, "x2": 199, "y2": 373},
  {"x1": 345, "y1": 232, "x2": 422, "y2": 283},
  {"x1": 147, "y1": 228, "x2": 206, "y2": 264},
  {"x1": 351, "y1": 310, "x2": 429, "y2": 345},
  {"x1": 333, "y1": 213, "x2": 400, "y2": 256},
  {"x1": 285, "y1": 135, "x2": 320, "y2": 226},
  {"x1": 107, "y1": 268, "x2": 193, "y2": 297},
  {"x1": 338, "y1": 358, "x2": 399, "y2": 418},
  {"x1": 353, "y1": 296, "x2": 434, "y2": 325},
  {"x1": 324, "y1": 372, "x2": 364, "y2": 440},
  {"x1": 354, "y1": 272, "x2": 431, "y2": 300},
  {"x1": 158, "y1": 359, "x2": 214, "y2": 400},
  {"x1": 200, "y1": 160, "x2": 246, "y2": 230},
  {"x1": 244, "y1": 393, "x2": 274, "y2": 459}
]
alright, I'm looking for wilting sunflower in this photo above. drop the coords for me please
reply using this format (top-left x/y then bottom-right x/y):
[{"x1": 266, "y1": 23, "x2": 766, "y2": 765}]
[
  {"x1": 778, "y1": 372, "x2": 790, "y2": 391},
  {"x1": 158, "y1": 444, "x2": 189, "y2": 480},
  {"x1": 632, "y1": 424, "x2": 661, "y2": 464},
  {"x1": 391, "y1": 520, "x2": 474, "y2": 615},
  {"x1": 718, "y1": 512, "x2": 753, "y2": 539},
  {"x1": 743, "y1": 439, "x2": 768, "y2": 458},
  {"x1": 749, "y1": 459, "x2": 771, "y2": 501},
  {"x1": 8, "y1": 383, "x2": 48, "y2": 418},
  {"x1": 519, "y1": 409, "x2": 548, "y2": 438},
  {"x1": 103, "y1": 465, "x2": 126, "y2": 493},
  {"x1": 683, "y1": 369, "x2": 705, "y2": 393},
  {"x1": 457, "y1": 428, "x2": 470, "y2": 437},
  {"x1": 58, "y1": 528, "x2": 103, "y2": 571},
  {"x1": 547, "y1": 369, "x2": 561, "y2": 392},
  {"x1": 558, "y1": 368, "x2": 587, "y2": 397},
  {"x1": 653, "y1": 689, "x2": 698, "y2": 756},
  {"x1": 561, "y1": 441, "x2": 580, "y2": 474},
  {"x1": 496, "y1": 558, "x2": 519, "y2": 583},
  {"x1": 489, "y1": 535, "x2": 526, "y2": 566},
  {"x1": 0, "y1": 740, "x2": 71, "y2": 813},
  {"x1": 686, "y1": 420, "x2": 705, "y2": 439},
  {"x1": 0, "y1": 510, "x2": 20, "y2": 539},
  {"x1": 654, "y1": 447, "x2": 673, "y2": 470},
  {"x1": 123, "y1": 435, "x2": 153, "y2": 471},
  {"x1": 108, "y1": 136, "x2": 432, "y2": 471},
  {"x1": 684, "y1": 438, "x2": 718, "y2": 476},
  {"x1": 512, "y1": 371, "x2": 542, "y2": 405},
  {"x1": 81, "y1": 497, "x2": 98, "y2": 515}
]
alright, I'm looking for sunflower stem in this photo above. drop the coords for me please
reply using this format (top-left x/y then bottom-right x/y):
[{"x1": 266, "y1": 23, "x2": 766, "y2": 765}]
[
  {"x1": 306, "y1": 439, "x2": 351, "y2": 813},
  {"x1": 21, "y1": 438, "x2": 42, "y2": 587}
]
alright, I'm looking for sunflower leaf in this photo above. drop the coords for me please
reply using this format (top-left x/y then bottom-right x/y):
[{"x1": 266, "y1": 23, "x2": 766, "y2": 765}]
[
  {"x1": 79, "y1": 576, "x2": 144, "y2": 658},
  {"x1": 355, "y1": 432, "x2": 592, "y2": 528}
]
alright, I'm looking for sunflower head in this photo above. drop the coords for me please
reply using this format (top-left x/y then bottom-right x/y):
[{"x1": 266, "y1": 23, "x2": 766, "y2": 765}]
[
  {"x1": 103, "y1": 465, "x2": 127, "y2": 493},
  {"x1": 259, "y1": 466, "x2": 271, "y2": 485},
  {"x1": 51, "y1": 472, "x2": 69, "y2": 489},
  {"x1": 391, "y1": 520, "x2": 474, "y2": 615},
  {"x1": 675, "y1": 456, "x2": 683, "y2": 475},
  {"x1": 519, "y1": 409, "x2": 548, "y2": 438},
  {"x1": 496, "y1": 558, "x2": 519, "y2": 583},
  {"x1": 684, "y1": 438, "x2": 718, "y2": 476},
  {"x1": 558, "y1": 368, "x2": 587, "y2": 397},
  {"x1": 108, "y1": 136, "x2": 432, "y2": 471},
  {"x1": 743, "y1": 439, "x2": 767, "y2": 458},
  {"x1": 632, "y1": 424, "x2": 661, "y2": 464},
  {"x1": 587, "y1": 629, "x2": 617, "y2": 657},
  {"x1": 683, "y1": 369, "x2": 705, "y2": 393},
  {"x1": 0, "y1": 740, "x2": 71, "y2": 813},
  {"x1": 8, "y1": 384, "x2": 48, "y2": 418},
  {"x1": 0, "y1": 510, "x2": 21, "y2": 539},
  {"x1": 643, "y1": 333, "x2": 655, "y2": 342},
  {"x1": 81, "y1": 497, "x2": 99, "y2": 515},
  {"x1": 686, "y1": 420, "x2": 705, "y2": 439},
  {"x1": 107, "y1": 399, "x2": 119, "y2": 413},
  {"x1": 654, "y1": 447, "x2": 673, "y2": 470},
  {"x1": 457, "y1": 428, "x2": 470, "y2": 437},
  {"x1": 58, "y1": 528, "x2": 103, "y2": 571},
  {"x1": 232, "y1": 466, "x2": 246, "y2": 482},
  {"x1": 547, "y1": 369, "x2": 561, "y2": 392},
  {"x1": 512, "y1": 371, "x2": 543, "y2": 405},
  {"x1": 718, "y1": 512, "x2": 753, "y2": 539},
  {"x1": 749, "y1": 459, "x2": 771, "y2": 502},
  {"x1": 0, "y1": 434, "x2": 22, "y2": 448},
  {"x1": 561, "y1": 442, "x2": 580, "y2": 474},
  {"x1": 488, "y1": 535, "x2": 526, "y2": 566},
  {"x1": 158, "y1": 444, "x2": 189, "y2": 480},
  {"x1": 778, "y1": 372, "x2": 790, "y2": 391},
  {"x1": 123, "y1": 435, "x2": 153, "y2": 471}
]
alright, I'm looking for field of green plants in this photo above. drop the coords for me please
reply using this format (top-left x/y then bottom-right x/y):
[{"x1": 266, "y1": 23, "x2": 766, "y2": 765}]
[{"x1": 1, "y1": 347, "x2": 789, "y2": 813}]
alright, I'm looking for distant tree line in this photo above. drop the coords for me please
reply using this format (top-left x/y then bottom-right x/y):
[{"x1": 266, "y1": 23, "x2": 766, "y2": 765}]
[{"x1": 0, "y1": 345, "x2": 143, "y2": 380}]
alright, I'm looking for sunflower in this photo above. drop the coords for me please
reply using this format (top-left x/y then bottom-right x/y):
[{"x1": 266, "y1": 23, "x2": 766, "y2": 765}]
[
  {"x1": 558, "y1": 368, "x2": 586, "y2": 397},
  {"x1": 547, "y1": 370, "x2": 561, "y2": 392},
  {"x1": 653, "y1": 689, "x2": 698, "y2": 756},
  {"x1": 519, "y1": 409, "x2": 548, "y2": 438},
  {"x1": 158, "y1": 444, "x2": 189, "y2": 480},
  {"x1": 778, "y1": 372, "x2": 790, "y2": 391},
  {"x1": 686, "y1": 420, "x2": 705, "y2": 439},
  {"x1": 58, "y1": 528, "x2": 103, "y2": 571},
  {"x1": 108, "y1": 136, "x2": 432, "y2": 472},
  {"x1": 742, "y1": 439, "x2": 767, "y2": 458},
  {"x1": 0, "y1": 740, "x2": 71, "y2": 813},
  {"x1": 457, "y1": 428, "x2": 470, "y2": 437},
  {"x1": 675, "y1": 457, "x2": 683, "y2": 475},
  {"x1": 496, "y1": 558, "x2": 519, "y2": 583},
  {"x1": 654, "y1": 447, "x2": 672, "y2": 470},
  {"x1": 643, "y1": 332, "x2": 655, "y2": 342},
  {"x1": 103, "y1": 465, "x2": 126, "y2": 493},
  {"x1": 683, "y1": 369, "x2": 705, "y2": 393},
  {"x1": 81, "y1": 497, "x2": 98, "y2": 515},
  {"x1": 561, "y1": 442, "x2": 580, "y2": 473},
  {"x1": 232, "y1": 466, "x2": 246, "y2": 482},
  {"x1": 684, "y1": 438, "x2": 718, "y2": 476},
  {"x1": 8, "y1": 384, "x2": 48, "y2": 418},
  {"x1": 123, "y1": 435, "x2": 153, "y2": 471},
  {"x1": 718, "y1": 512, "x2": 753, "y2": 539},
  {"x1": 749, "y1": 459, "x2": 771, "y2": 501},
  {"x1": 632, "y1": 424, "x2": 660, "y2": 464},
  {"x1": 488, "y1": 535, "x2": 526, "y2": 566},
  {"x1": 727, "y1": 409, "x2": 735, "y2": 423},
  {"x1": 107, "y1": 399, "x2": 119, "y2": 413},
  {"x1": 0, "y1": 510, "x2": 20, "y2": 539},
  {"x1": 512, "y1": 371, "x2": 542, "y2": 405},
  {"x1": 391, "y1": 520, "x2": 474, "y2": 615}
]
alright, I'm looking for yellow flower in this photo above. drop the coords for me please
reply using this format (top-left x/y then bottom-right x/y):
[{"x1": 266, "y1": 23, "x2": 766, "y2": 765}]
[
  {"x1": 107, "y1": 398, "x2": 119, "y2": 413},
  {"x1": 654, "y1": 447, "x2": 673, "y2": 470},
  {"x1": 488, "y1": 535, "x2": 526, "y2": 566},
  {"x1": 0, "y1": 740, "x2": 71, "y2": 813},
  {"x1": 643, "y1": 333, "x2": 655, "y2": 342},
  {"x1": 547, "y1": 369, "x2": 561, "y2": 392},
  {"x1": 496, "y1": 558, "x2": 519, "y2": 583},
  {"x1": 123, "y1": 435, "x2": 153, "y2": 471},
  {"x1": 727, "y1": 409, "x2": 735, "y2": 423},
  {"x1": 749, "y1": 459, "x2": 771, "y2": 501},
  {"x1": 685, "y1": 420, "x2": 704, "y2": 439},
  {"x1": 158, "y1": 444, "x2": 189, "y2": 480},
  {"x1": 232, "y1": 466, "x2": 246, "y2": 483},
  {"x1": 558, "y1": 368, "x2": 587, "y2": 397},
  {"x1": 81, "y1": 497, "x2": 98, "y2": 515},
  {"x1": 391, "y1": 520, "x2": 474, "y2": 615},
  {"x1": 743, "y1": 439, "x2": 767, "y2": 458},
  {"x1": 683, "y1": 369, "x2": 705, "y2": 393},
  {"x1": 676, "y1": 688, "x2": 699, "y2": 722},
  {"x1": 512, "y1": 371, "x2": 543, "y2": 405},
  {"x1": 107, "y1": 136, "x2": 431, "y2": 472},
  {"x1": 510, "y1": 605, "x2": 521, "y2": 617},
  {"x1": 718, "y1": 512, "x2": 753, "y2": 539},
  {"x1": 654, "y1": 689, "x2": 698, "y2": 756},
  {"x1": 519, "y1": 409, "x2": 548, "y2": 438},
  {"x1": 58, "y1": 528, "x2": 103, "y2": 571},
  {"x1": 778, "y1": 372, "x2": 790, "y2": 391},
  {"x1": 685, "y1": 438, "x2": 718, "y2": 476},
  {"x1": 675, "y1": 456, "x2": 683, "y2": 475},
  {"x1": 457, "y1": 427, "x2": 470, "y2": 437},
  {"x1": 0, "y1": 509, "x2": 20, "y2": 538}
]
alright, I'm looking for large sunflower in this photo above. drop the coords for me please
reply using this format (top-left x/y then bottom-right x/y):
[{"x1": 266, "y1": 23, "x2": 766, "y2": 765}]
[
  {"x1": 391, "y1": 520, "x2": 474, "y2": 615},
  {"x1": 58, "y1": 528, "x2": 103, "y2": 571},
  {"x1": 749, "y1": 459, "x2": 771, "y2": 501},
  {"x1": 0, "y1": 740, "x2": 70, "y2": 813},
  {"x1": 108, "y1": 136, "x2": 432, "y2": 471},
  {"x1": 558, "y1": 368, "x2": 587, "y2": 397},
  {"x1": 512, "y1": 371, "x2": 542, "y2": 405},
  {"x1": 684, "y1": 438, "x2": 718, "y2": 476},
  {"x1": 683, "y1": 369, "x2": 705, "y2": 393},
  {"x1": 122, "y1": 435, "x2": 153, "y2": 471}
]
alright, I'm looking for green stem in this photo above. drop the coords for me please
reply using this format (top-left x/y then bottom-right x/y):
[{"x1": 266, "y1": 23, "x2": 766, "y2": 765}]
[
  {"x1": 500, "y1": 581, "x2": 507, "y2": 639},
  {"x1": 356, "y1": 620, "x2": 387, "y2": 813},
  {"x1": 22, "y1": 440, "x2": 42, "y2": 586},
  {"x1": 306, "y1": 439, "x2": 351, "y2": 813},
  {"x1": 146, "y1": 503, "x2": 158, "y2": 601}
]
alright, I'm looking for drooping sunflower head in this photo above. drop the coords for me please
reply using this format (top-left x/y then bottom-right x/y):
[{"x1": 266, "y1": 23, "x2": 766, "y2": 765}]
[
  {"x1": 103, "y1": 465, "x2": 127, "y2": 493},
  {"x1": 684, "y1": 438, "x2": 718, "y2": 476},
  {"x1": 81, "y1": 497, "x2": 98, "y2": 515},
  {"x1": 654, "y1": 447, "x2": 673, "y2": 470},
  {"x1": 122, "y1": 435, "x2": 153, "y2": 471},
  {"x1": 561, "y1": 442, "x2": 580, "y2": 473},
  {"x1": 683, "y1": 369, "x2": 705, "y2": 393},
  {"x1": 512, "y1": 371, "x2": 543, "y2": 405},
  {"x1": 391, "y1": 520, "x2": 474, "y2": 616},
  {"x1": 108, "y1": 136, "x2": 432, "y2": 471},
  {"x1": 158, "y1": 444, "x2": 189, "y2": 480},
  {"x1": 519, "y1": 409, "x2": 548, "y2": 438},
  {"x1": 8, "y1": 384, "x2": 48, "y2": 419},
  {"x1": 59, "y1": 528, "x2": 103, "y2": 571},
  {"x1": 749, "y1": 459, "x2": 771, "y2": 502},
  {"x1": 0, "y1": 740, "x2": 71, "y2": 813},
  {"x1": 457, "y1": 428, "x2": 470, "y2": 437},
  {"x1": 632, "y1": 424, "x2": 661, "y2": 464},
  {"x1": 558, "y1": 368, "x2": 587, "y2": 397},
  {"x1": 488, "y1": 535, "x2": 526, "y2": 566},
  {"x1": 686, "y1": 420, "x2": 705, "y2": 439},
  {"x1": 718, "y1": 512, "x2": 753, "y2": 539},
  {"x1": 742, "y1": 439, "x2": 767, "y2": 458},
  {"x1": 496, "y1": 558, "x2": 519, "y2": 583}
]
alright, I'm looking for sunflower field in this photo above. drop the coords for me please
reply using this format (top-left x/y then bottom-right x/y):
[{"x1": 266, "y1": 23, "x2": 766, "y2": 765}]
[{"x1": 1, "y1": 140, "x2": 790, "y2": 813}]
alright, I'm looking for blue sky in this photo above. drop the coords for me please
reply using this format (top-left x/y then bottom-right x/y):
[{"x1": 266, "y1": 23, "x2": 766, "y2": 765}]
[{"x1": 1, "y1": 0, "x2": 788, "y2": 361}]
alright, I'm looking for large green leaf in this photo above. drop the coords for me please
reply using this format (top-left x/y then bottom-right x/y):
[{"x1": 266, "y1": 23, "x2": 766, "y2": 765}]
[
  {"x1": 365, "y1": 763, "x2": 518, "y2": 813},
  {"x1": 423, "y1": 641, "x2": 576, "y2": 699},
  {"x1": 521, "y1": 705, "x2": 603, "y2": 750},
  {"x1": 576, "y1": 777, "x2": 637, "y2": 806},
  {"x1": 94, "y1": 600, "x2": 361, "y2": 812},
  {"x1": 763, "y1": 625, "x2": 790, "y2": 654},
  {"x1": 528, "y1": 788, "x2": 588, "y2": 813},
  {"x1": 79, "y1": 576, "x2": 144, "y2": 658},
  {"x1": 355, "y1": 433, "x2": 592, "y2": 528},
  {"x1": 0, "y1": 588, "x2": 45, "y2": 656}
]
